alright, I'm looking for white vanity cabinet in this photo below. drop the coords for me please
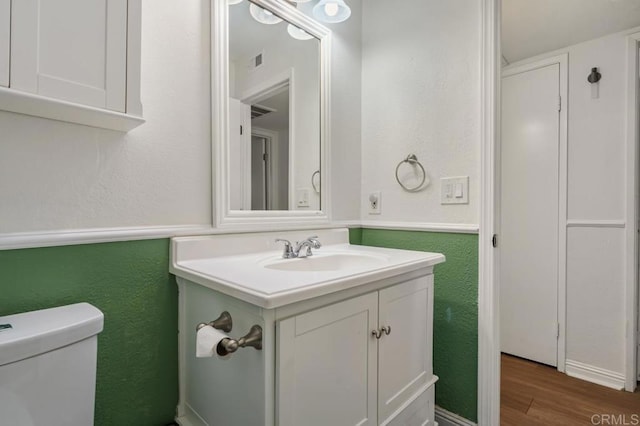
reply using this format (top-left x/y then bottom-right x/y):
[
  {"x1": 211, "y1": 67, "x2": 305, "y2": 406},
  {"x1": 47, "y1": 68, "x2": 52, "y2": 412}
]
[
  {"x1": 171, "y1": 229, "x2": 445, "y2": 426},
  {"x1": 175, "y1": 273, "x2": 439, "y2": 426},
  {"x1": 277, "y1": 276, "x2": 436, "y2": 426},
  {"x1": 0, "y1": 0, "x2": 143, "y2": 131}
]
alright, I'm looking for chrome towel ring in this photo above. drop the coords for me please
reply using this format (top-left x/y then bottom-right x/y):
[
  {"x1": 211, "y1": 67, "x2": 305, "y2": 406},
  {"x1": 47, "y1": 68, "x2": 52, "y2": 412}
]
[
  {"x1": 311, "y1": 170, "x2": 320, "y2": 194},
  {"x1": 395, "y1": 154, "x2": 426, "y2": 192}
]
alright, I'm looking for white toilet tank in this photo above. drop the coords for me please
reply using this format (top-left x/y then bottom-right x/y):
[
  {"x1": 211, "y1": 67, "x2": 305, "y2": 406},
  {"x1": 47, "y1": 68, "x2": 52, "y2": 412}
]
[{"x1": 0, "y1": 303, "x2": 104, "y2": 426}]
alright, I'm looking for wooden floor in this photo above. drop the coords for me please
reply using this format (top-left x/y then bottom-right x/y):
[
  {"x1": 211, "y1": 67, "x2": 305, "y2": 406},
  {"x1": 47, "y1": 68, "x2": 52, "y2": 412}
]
[{"x1": 501, "y1": 354, "x2": 640, "y2": 425}]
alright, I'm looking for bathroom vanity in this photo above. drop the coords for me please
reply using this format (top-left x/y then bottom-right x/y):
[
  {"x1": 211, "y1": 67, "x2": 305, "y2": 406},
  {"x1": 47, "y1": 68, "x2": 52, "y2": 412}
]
[{"x1": 171, "y1": 229, "x2": 445, "y2": 426}]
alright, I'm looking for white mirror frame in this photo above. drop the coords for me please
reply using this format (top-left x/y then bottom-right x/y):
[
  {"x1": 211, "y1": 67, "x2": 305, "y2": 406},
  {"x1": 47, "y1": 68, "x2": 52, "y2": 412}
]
[{"x1": 212, "y1": 0, "x2": 332, "y2": 230}]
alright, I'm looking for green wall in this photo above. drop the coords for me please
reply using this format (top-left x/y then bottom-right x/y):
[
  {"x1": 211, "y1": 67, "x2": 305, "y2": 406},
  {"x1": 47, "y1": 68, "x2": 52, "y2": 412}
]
[
  {"x1": 0, "y1": 231, "x2": 477, "y2": 424},
  {"x1": 351, "y1": 228, "x2": 478, "y2": 422},
  {"x1": 0, "y1": 239, "x2": 178, "y2": 426}
]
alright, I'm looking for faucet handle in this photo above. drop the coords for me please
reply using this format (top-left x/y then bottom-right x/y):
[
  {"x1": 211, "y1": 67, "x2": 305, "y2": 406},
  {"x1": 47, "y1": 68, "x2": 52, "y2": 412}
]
[
  {"x1": 275, "y1": 239, "x2": 294, "y2": 258},
  {"x1": 306, "y1": 236, "x2": 321, "y2": 249}
]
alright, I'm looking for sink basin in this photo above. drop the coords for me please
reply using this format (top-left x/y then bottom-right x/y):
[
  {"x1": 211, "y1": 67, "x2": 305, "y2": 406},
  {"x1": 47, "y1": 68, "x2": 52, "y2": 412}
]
[
  {"x1": 170, "y1": 229, "x2": 446, "y2": 308},
  {"x1": 261, "y1": 252, "x2": 387, "y2": 272}
]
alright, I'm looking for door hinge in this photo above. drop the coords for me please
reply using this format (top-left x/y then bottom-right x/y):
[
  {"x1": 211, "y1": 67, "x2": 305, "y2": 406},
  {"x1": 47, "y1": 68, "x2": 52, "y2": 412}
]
[
  {"x1": 557, "y1": 323, "x2": 560, "y2": 339},
  {"x1": 240, "y1": 125, "x2": 243, "y2": 135},
  {"x1": 558, "y1": 95, "x2": 562, "y2": 112},
  {"x1": 492, "y1": 234, "x2": 498, "y2": 248},
  {"x1": 263, "y1": 153, "x2": 268, "y2": 161}
]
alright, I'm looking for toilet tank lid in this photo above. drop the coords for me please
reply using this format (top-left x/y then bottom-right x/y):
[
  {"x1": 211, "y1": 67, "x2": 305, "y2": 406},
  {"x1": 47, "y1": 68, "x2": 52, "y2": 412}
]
[{"x1": 0, "y1": 303, "x2": 104, "y2": 367}]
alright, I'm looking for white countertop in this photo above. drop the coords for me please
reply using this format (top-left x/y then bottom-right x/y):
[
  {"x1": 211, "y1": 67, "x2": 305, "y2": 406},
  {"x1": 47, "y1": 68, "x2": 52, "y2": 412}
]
[{"x1": 170, "y1": 229, "x2": 445, "y2": 308}]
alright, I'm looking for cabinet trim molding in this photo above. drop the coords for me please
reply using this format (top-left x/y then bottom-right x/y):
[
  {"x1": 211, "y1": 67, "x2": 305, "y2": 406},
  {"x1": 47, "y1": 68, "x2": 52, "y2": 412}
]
[{"x1": 0, "y1": 87, "x2": 145, "y2": 131}]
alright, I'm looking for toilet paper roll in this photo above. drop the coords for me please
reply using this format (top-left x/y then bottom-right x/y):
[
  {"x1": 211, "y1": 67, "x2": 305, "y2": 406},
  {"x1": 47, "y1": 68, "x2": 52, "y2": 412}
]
[{"x1": 196, "y1": 325, "x2": 228, "y2": 358}]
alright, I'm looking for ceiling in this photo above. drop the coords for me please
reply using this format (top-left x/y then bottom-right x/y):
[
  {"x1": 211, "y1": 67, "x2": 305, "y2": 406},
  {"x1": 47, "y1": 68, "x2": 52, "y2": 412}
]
[
  {"x1": 252, "y1": 88, "x2": 290, "y2": 132},
  {"x1": 502, "y1": 0, "x2": 640, "y2": 64}
]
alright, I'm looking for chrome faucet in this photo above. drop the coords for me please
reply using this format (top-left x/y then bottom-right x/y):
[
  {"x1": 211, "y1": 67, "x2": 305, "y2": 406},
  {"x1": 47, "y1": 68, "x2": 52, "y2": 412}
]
[{"x1": 275, "y1": 236, "x2": 321, "y2": 259}]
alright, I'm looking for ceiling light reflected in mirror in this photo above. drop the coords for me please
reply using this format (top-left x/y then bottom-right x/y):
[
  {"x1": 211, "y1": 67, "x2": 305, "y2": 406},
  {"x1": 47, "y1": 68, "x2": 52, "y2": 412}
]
[
  {"x1": 249, "y1": 3, "x2": 284, "y2": 25},
  {"x1": 287, "y1": 24, "x2": 314, "y2": 41},
  {"x1": 313, "y1": 0, "x2": 351, "y2": 23},
  {"x1": 231, "y1": 0, "x2": 352, "y2": 35}
]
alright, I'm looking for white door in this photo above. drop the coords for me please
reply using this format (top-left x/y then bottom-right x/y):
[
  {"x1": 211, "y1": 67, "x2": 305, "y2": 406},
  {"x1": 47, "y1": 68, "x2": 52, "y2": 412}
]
[
  {"x1": 251, "y1": 135, "x2": 271, "y2": 210},
  {"x1": 277, "y1": 293, "x2": 378, "y2": 426},
  {"x1": 10, "y1": 0, "x2": 127, "y2": 111},
  {"x1": 501, "y1": 63, "x2": 560, "y2": 367},
  {"x1": 378, "y1": 277, "x2": 433, "y2": 424},
  {"x1": 229, "y1": 98, "x2": 246, "y2": 210}
]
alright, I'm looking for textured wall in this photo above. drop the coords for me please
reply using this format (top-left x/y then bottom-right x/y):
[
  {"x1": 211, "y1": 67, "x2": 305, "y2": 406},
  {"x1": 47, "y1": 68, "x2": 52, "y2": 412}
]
[
  {"x1": 360, "y1": 0, "x2": 480, "y2": 225},
  {"x1": 352, "y1": 228, "x2": 478, "y2": 422},
  {"x1": 327, "y1": 0, "x2": 363, "y2": 221},
  {"x1": 0, "y1": 239, "x2": 177, "y2": 426},
  {"x1": 0, "y1": 0, "x2": 212, "y2": 234}
]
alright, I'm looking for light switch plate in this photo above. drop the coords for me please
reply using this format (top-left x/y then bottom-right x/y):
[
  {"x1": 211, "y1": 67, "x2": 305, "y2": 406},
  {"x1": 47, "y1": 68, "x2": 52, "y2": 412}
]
[{"x1": 441, "y1": 176, "x2": 469, "y2": 204}]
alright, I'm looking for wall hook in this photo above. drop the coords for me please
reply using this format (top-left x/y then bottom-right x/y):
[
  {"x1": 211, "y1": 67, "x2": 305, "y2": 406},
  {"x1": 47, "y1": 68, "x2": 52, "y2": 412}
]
[{"x1": 588, "y1": 67, "x2": 601, "y2": 84}]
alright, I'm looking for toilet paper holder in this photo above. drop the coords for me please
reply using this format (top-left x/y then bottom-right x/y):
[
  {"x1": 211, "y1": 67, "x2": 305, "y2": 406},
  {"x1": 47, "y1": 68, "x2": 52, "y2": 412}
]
[
  {"x1": 196, "y1": 311, "x2": 233, "y2": 333},
  {"x1": 196, "y1": 311, "x2": 263, "y2": 356},
  {"x1": 216, "y1": 325, "x2": 263, "y2": 356}
]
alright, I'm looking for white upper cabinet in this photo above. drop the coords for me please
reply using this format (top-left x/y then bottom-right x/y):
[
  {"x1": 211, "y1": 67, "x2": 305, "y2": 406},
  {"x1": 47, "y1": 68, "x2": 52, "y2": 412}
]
[
  {"x1": 0, "y1": 0, "x2": 9, "y2": 87},
  {"x1": 1, "y1": 0, "x2": 143, "y2": 131}
]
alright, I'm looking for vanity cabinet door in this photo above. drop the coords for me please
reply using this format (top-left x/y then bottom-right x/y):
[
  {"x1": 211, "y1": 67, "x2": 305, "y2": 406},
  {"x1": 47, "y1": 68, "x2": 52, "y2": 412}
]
[
  {"x1": 277, "y1": 292, "x2": 379, "y2": 426},
  {"x1": 377, "y1": 276, "x2": 433, "y2": 424},
  {"x1": 10, "y1": 0, "x2": 127, "y2": 111}
]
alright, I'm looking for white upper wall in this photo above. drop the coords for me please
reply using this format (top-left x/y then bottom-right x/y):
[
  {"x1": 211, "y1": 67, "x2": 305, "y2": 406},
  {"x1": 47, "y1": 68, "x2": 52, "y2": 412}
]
[
  {"x1": 328, "y1": 0, "x2": 362, "y2": 221},
  {"x1": 0, "y1": 0, "x2": 212, "y2": 234},
  {"x1": 502, "y1": 0, "x2": 640, "y2": 64},
  {"x1": 360, "y1": 0, "x2": 480, "y2": 225},
  {"x1": 563, "y1": 30, "x2": 629, "y2": 375},
  {"x1": 0, "y1": 0, "x2": 364, "y2": 235}
]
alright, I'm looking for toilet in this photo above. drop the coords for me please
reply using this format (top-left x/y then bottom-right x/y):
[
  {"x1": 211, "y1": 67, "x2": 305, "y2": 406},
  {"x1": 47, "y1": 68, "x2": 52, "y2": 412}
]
[{"x1": 0, "y1": 303, "x2": 104, "y2": 426}]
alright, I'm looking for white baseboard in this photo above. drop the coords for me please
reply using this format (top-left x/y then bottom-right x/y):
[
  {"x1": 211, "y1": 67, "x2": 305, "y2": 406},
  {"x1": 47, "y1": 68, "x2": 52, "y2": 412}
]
[
  {"x1": 435, "y1": 406, "x2": 477, "y2": 426},
  {"x1": 565, "y1": 359, "x2": 625, "y2": 390}
]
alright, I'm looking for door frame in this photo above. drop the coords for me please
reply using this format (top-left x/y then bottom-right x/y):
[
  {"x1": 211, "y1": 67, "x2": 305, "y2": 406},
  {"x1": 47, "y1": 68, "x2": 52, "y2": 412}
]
[
  {"x1": 501, "y1": 53, "x2": 568, "y2": 373},
  {"x1": 625, "y1": 32, "x2": 640, "y2": 390},
  {"x1": 251, "y1": 127, "x2": 279, "y2": 211},
  {"x1": 479, "y1": 4, "x2": 640, "y2": 424},
  {"x1": 478, "y1": 1, "x2": 500, "y2": 423}
]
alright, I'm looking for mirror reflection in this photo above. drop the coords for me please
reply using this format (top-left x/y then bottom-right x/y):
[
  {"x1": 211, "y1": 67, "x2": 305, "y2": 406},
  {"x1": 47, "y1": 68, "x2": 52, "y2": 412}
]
[{"x1": 228, "y1": 1, "x2": 321, "y2": 211}]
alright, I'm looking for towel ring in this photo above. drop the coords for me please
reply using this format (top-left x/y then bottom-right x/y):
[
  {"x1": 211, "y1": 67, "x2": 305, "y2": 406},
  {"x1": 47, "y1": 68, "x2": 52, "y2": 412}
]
[
  {"x1": 395, "y1": 154, "x2": 426, "y2": 192},
  {"x1": 311, "y1": 170, "x2": 320, "y2": 194}
]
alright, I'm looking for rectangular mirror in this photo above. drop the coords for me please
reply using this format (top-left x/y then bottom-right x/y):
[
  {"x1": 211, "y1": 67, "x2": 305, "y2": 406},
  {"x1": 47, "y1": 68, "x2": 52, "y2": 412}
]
[{"x1": 213, "y1": 0, "x2": 331, "y2": 227}]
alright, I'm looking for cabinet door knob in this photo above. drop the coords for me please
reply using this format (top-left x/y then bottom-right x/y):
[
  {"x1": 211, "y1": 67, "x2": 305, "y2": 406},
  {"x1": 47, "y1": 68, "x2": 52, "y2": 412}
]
[{"x1": 372, "y1": 326, "x2": 391, "y2": 339}]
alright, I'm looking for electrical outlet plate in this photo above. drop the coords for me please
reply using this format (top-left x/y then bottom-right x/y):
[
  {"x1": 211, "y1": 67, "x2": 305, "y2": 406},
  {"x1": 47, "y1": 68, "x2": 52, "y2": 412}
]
[
  {"x1": 368, "y1": 191, "x2": 381, "y2": 215},
  {"x1": 296, "y1": 188, "x2": 310, "y2": 208},
  {"x1": 441, "y1": 176, "x2": 469, "y2": 205}
]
